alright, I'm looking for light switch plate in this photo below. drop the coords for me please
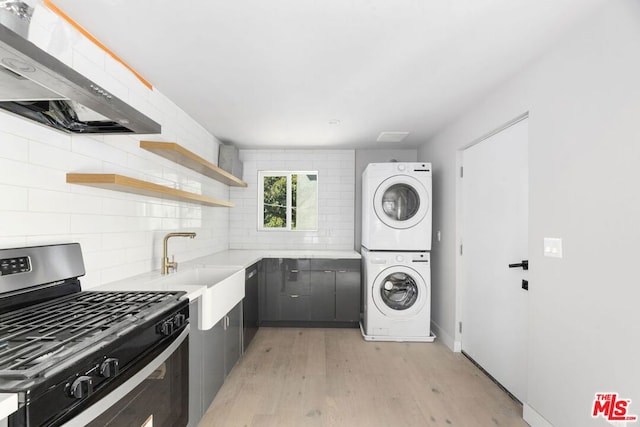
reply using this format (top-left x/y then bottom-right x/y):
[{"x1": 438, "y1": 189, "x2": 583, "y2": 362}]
[{"x1": 544, "y1": 238, "x2": 563, "y2": 258}]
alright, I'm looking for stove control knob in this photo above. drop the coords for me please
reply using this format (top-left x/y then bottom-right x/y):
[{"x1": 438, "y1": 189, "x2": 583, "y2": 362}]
[
  {"x1": 173, "y1": 313, "x2": 186, "y2": 328},
  {"x1": 68, "y1": 376, "x2": 93, "y2": 399},
  {"x1": 159, "y1": 319, "x2": 175, "y2": 336},
  {"x1": 100, "y1": 358, "x2": 120, "y2": 378}
]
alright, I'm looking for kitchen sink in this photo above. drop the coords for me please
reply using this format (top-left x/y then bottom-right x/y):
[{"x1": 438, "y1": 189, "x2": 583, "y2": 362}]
[{"x1": 151, "y1": 265, "x2": 245, "y2": 287}]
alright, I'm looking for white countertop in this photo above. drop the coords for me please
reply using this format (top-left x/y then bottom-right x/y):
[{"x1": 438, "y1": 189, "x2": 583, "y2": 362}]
[
  {"x1": 187, "y1": 249, "x2": 361, "y2": 269},
  {"x1": 93, "y1": 249, "x2": 360, "y2": 300}
]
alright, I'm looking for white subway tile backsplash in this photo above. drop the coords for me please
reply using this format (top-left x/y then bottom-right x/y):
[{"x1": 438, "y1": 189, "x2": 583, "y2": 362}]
[
  {"x1": 125, "y1": 245, "x2": 154, "y2": 264},
  {"x1": 30, "y1": 140, "x2": 102, "y2": 172},
  {"x1": 99, "y1": 260, "x2": 148, "y2": 286},
  {"x1": 1, "y1": 133, "x2": 29, "y2": 162},
  {"x1": 29, "y1": 189, "x2": 102, "y2": 215},
  {"x1": 102, "y1": 232, "x2": 147, "y2": 251},
  {"x1": 0, "y1": 184, "x2": 28, "y2": 211},
  {"x1": 24, "y1": 234, "x2": 72, "y2": 247},
  {"x1": 0, "y1": 211, "x2": 70, "y2": 236},
  {"x1": 71, "y1": 136, "x2": 129, "y2": 166},
  {"x1": 0, "y1": 159, "x2": 68, "y2": 192},
  {"x1": 69, "y1": 214, "x2": 124, "y2": 234},
  {"x1": 102, "y1": 135, "x2": 140, "y2": 155},
  {"x1": 99, "y1": 197, "x2": 139, "y2": 217},
  {"x1": 0, "y1": 236, "x2": 27, "y2": 248}
]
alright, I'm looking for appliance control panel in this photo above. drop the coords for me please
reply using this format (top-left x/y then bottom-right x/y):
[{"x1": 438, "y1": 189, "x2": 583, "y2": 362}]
[{"x1": 0, "y1": 256, "x2": 31, "y2": 276}]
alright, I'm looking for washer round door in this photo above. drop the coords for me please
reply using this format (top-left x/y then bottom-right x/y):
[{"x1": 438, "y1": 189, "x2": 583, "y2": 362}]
[
  {"x1": 373, "y1": 175, "x2": 429, "y2": 229},
  {"x1": 371, "y1": 265, "x2": 427, "y2": 319}
]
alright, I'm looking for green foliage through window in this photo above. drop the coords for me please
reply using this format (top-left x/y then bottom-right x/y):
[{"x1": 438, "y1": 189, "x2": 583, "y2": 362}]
[
  {"x1": 263, "y1": 176, "x2": 287, "y2": 228},
  {"x1": 259, "y1": 171, "x2": 317, "y2": 231}
]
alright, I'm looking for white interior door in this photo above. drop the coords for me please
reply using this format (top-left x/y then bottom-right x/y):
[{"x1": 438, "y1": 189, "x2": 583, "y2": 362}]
[{"x1": 461, "y1": 118, "x2": 529, "y2": 402}]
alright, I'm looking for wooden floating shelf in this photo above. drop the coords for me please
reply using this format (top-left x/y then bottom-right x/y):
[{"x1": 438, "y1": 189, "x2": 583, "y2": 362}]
[
  {"x1": 140, "y1": 140, "x2": 248, "y2": 188},
  {"x1": 66, "y1": 173, "x2": 234, "y2": 208}
]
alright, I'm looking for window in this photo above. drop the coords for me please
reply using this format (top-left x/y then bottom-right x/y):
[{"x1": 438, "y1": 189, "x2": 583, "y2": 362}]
[{"x1": 258, "y1": 171, "x2": 318, "y2": 231}]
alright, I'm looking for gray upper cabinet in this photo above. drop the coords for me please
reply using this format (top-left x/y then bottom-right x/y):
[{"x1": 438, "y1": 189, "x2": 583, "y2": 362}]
[{"x1": 260, "y1": 258, "x2": 361, "y2": 326}]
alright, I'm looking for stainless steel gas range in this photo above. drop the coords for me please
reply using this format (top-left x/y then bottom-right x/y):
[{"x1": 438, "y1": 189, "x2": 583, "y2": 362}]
[{"x1": 0, "y1": 243, "x2": 189, "y2": 426}]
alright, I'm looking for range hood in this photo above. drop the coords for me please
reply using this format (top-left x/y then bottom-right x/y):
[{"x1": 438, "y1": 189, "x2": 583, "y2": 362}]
[{"x1": 0, "y1": 1, "x2": 160, "y2": 134}]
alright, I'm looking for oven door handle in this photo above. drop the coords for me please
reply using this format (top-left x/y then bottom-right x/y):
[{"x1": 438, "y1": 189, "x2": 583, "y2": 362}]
[{"x1": 61, "y1": 326, "x2": 189, "y2": 427}]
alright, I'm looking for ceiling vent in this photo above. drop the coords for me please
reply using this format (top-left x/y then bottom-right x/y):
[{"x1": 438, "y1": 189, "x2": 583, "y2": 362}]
[{"x1": 376, "y1": 132, "x2": 410, "y2": 143}]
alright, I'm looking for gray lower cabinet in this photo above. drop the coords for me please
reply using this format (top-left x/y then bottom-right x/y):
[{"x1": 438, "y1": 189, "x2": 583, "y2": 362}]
[
  {"x1": 188, "y1": 300, "x2": 242, "y2": 427},
  {"x1": 224, "y1": 302, "x2": 242, "y2": 377},
  {"x1": 243, "y1": 262, "x2": 260, "y2": 351},
  {"x1": 279, "y1": 294, "x2": 310, "y2": 320},
  {"x1": 260, "y1": 258, "x2": 361, "y2": 326},
  {"x1": 260, "y1": 258, "x2": 283, "y2": 322},
  {"x1": 201, "y1": 316, "x2": 225, "y2": 414},
  {"x1": 188, "y1": 301, "x2": 203, "y2": 427},
  {"x1": 280, "y1": 259, "x2": 311, "y2": 320},
  {"x1": 310, "y1": 270, "x2": 336, "y2": 321},
  {"x1": 335, "y1": 268, "x2": 361, "y2": 322}
]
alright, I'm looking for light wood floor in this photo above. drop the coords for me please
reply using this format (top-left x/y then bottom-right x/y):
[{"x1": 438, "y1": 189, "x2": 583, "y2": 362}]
[{"x1": 199, "y1": 328, "x2": 527, "y2": 427}]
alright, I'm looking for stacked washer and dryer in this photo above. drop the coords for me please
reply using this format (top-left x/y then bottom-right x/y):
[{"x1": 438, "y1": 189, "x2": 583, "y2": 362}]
[{"x1": 360, "y1": 162, "x2": 435, "y2": 342}]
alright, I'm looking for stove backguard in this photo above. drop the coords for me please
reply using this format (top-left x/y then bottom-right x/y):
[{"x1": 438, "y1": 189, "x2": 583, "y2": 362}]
[{"x1": 0, "y1": 243, "x2": 85, "y2": 313}]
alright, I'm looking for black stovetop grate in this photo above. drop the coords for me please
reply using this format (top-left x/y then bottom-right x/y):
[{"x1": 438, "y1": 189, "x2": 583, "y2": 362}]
[{"x1": 0, "y1": 291, "x2": 182, "y2": 380}]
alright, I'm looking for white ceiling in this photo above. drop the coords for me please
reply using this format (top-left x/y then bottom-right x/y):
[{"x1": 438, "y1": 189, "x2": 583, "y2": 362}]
[{"x1": 54, "y1": 0, "x2": 606, "y2": 149}]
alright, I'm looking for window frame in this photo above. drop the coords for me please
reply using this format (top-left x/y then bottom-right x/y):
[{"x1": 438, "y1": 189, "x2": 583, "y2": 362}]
[{"x1": 257, "y1": 170, "x2": 319, "y2": 232}]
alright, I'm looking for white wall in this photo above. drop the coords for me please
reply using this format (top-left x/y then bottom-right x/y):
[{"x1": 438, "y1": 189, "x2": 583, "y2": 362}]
[
  {"x1": 0, "y1": 6, "x2": 230, "y2": 288},
  {"x1": 354, "y1": 149, "x2": 418, "y2": 250},
  {"x1": 229, "y1": 149, "x2": 355, "y2": 250},
  {"x1": 417, "y1": 1, "x2": 640, "y2": 426}
]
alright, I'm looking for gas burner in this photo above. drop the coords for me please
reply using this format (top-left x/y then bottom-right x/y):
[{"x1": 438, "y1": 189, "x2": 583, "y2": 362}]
[{"x1": 29, "y1": 343, "x2": 65, "y2": 365}]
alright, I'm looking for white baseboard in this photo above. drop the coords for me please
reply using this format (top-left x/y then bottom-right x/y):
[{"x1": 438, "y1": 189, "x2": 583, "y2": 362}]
[
  {"x1": 430, "y1": 320, "x2": 460, "y2": 352},
  {"x1": 523, "y1": 403, "x2": 554, "y2": 427}
]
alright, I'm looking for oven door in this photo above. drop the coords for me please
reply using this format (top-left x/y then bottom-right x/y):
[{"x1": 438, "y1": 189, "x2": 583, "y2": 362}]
[{"x1": 62, "y1": 327, "x2": 189, "y2": 427}]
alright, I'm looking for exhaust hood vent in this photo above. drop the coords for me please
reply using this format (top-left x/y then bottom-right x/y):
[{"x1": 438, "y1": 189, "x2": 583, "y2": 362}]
[{"x1": 0, "y1": 7, "x2": 160, "y2": 134}]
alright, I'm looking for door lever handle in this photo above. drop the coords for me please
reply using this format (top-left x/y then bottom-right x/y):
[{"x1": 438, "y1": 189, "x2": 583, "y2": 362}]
[{"x1": 508, "y1": 260, "x2": 529, "y2": 270}]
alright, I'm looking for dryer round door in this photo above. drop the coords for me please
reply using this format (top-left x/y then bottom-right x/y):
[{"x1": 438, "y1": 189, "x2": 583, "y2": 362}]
[
  {"x1": 373, "y1": 175, "x2": 429, "y2": 229},
  {"x1": 371, "y1": 265, "x2": 427, "y2": 319}
]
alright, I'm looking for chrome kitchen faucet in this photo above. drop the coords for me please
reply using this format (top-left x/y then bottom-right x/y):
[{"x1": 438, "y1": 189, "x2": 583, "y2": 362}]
[{"x1": 162, "y1": 232, "x2": 196, "y2": 274}]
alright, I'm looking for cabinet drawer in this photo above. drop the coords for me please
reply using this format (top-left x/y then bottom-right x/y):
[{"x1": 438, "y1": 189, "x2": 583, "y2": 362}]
[
  {"x1": 283, "y1": 269, "x2": 310, "y2": 295},
  {"x1": 284, "y1": 258, "x2": 310, "y2": 271},
  {"x1": 279, "y1": 295, "x2": 310, "y2": 321}
]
